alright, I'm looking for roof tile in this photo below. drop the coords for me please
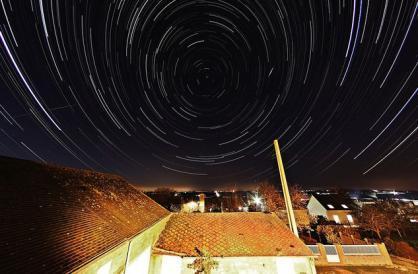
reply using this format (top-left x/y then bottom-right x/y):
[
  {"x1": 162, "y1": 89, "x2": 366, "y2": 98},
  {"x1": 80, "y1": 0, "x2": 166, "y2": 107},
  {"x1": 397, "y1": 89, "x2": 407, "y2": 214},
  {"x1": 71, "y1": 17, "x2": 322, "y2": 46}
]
[{"x1": 154, "y1": 212, "x2": 312, "y2": 257}]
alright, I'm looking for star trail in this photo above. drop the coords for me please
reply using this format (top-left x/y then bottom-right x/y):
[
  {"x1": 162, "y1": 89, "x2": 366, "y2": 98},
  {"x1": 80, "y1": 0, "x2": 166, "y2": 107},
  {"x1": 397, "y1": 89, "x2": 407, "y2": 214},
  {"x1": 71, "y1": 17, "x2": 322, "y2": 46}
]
[{"x1": 0, "y1": 0, "x2": 417, "y2": 189}]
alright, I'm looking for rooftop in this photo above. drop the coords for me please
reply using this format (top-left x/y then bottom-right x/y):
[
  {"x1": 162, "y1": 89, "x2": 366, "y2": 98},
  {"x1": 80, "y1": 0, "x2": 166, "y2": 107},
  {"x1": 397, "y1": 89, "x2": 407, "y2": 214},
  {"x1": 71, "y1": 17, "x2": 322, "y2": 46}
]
[
  {"x1": 154, "y1": 212, "x2": 312, "y2": 257},
  {"x1": 311, "y1": 194, "x2": 354, "y2": 210},
  {"x1": 0, "y1": 156, "x2": 170, "y2": 273}
]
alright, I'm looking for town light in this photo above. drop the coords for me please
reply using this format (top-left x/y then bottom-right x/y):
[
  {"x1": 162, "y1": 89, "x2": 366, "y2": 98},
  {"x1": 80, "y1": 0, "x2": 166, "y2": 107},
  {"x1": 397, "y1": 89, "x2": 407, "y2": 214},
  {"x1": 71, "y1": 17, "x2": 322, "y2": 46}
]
[
  {"x1": 253, "y1": 196, "x2": 262, "y2": 205},
  {"x1": 188, "y1": 201, "x2": 198, "y2": 210}
]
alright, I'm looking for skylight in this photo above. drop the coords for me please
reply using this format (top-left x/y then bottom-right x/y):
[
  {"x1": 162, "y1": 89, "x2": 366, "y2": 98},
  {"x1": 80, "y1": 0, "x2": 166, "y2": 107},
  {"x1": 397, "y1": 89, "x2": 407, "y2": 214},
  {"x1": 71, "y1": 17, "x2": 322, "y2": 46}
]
[
  {"x1": 341, "y1": 204, "x2": 349, "y2": 209},
  {"x1": 327, "y1": 204, "x2": 334, "y2": 209}
]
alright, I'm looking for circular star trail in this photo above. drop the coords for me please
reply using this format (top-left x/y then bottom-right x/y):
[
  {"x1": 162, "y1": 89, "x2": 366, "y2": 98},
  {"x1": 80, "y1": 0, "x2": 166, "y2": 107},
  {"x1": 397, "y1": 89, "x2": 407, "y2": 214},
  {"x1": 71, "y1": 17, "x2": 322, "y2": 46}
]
[{"x1": 0, "y1": 0, "x2": 417, "y2": 189}]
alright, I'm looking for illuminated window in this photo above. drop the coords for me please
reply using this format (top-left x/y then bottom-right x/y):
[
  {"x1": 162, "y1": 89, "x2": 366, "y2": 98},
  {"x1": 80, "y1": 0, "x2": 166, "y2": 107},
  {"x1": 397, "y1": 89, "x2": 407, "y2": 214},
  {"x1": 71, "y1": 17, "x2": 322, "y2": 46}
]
[
  {"x1": 341, "y1": 204, "x2": 348, "y2": 209},
  {"x1": 333, "y1": 215, "x2": 341, "y2": 224},
  {"x1": 347, "y1": 214, "x2": 354, "y2": 224},
  {"x1": 327, "y1": 204, "x2": 334, "y2": 209}
]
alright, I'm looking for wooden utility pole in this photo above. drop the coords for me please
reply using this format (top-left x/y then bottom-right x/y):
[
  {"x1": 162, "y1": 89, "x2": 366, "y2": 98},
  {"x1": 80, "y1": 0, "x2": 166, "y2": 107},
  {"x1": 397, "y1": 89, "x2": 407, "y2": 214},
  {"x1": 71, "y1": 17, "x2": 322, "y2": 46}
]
[{"x1": 273, "y1": 139, "x2": 299, "y2": 238}]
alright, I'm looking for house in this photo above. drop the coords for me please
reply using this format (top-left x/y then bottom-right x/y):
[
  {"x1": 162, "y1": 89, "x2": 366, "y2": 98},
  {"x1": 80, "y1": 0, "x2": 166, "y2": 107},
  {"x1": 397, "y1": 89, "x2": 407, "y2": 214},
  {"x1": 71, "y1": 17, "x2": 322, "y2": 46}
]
[
  {"x1": 0, "y1": 157, "x2": 316, "y2": 273},
  {"x1": 151, "y1": 212, "x2": 316, "y2": 274},
  {"x1": 0, "y1": 156, "x2": 171, "y2": 274},
  {"x1": 307, "y1": 194, "x2": 356, "y2": 225}
]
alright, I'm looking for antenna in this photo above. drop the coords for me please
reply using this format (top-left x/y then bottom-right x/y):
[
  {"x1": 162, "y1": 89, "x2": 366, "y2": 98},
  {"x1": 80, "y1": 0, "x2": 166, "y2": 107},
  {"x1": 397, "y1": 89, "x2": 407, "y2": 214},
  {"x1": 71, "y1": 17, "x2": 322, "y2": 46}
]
[{"x1": 273, "y1": 139, "x2": 299, "y2": 238}]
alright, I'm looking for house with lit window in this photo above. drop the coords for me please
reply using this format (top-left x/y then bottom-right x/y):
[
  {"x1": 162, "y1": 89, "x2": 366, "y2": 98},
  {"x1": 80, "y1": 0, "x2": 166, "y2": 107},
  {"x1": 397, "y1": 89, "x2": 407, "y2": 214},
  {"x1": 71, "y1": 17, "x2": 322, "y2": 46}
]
[{"x1": 307, "y1": 194, "x2": 356, "y2": 225}]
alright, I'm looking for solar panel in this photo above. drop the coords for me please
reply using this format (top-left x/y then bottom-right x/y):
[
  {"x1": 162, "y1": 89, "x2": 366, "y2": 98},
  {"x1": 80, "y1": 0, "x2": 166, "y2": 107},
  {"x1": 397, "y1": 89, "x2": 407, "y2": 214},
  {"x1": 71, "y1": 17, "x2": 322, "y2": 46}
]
[
  {"x1": 307, "y1": 245, "x2": 320, "y2": 255},
  {"x1": 342, "y1": 245, "x2": 380, "y2": 255},
  {"x1": 324, "y1": 245, "x2": 338, "y2": 255}
]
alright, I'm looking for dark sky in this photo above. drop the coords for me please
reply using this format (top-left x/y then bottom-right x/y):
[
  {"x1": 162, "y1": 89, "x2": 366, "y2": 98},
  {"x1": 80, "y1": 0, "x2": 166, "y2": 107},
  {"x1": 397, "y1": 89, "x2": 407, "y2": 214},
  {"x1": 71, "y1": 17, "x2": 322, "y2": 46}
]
[{"x1": 0, "y1": 0, "x2": 417, "y2": 190}]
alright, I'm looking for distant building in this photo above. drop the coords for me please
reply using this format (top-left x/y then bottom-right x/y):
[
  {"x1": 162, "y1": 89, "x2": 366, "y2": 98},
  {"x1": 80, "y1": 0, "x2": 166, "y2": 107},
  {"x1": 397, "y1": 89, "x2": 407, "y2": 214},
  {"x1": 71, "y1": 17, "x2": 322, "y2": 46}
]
[
  {"x1": 152, "y1": 213, "x2": 316, "y2": 274},
  {"x1": 375, "y1": 190, "x2": 418, "y2": 206},
  {"x1": 349, "y1": 191, "x2": 377, "y2": 207},
  {"x1": 173, "y1": 191, "x2": 249, "y2": 213},
  {"x1": 307, "y1": 194, "x2": 356, "y2": 225},
  {"x1": 349, "y1": 190, "x2": 418, "y2": 223}
]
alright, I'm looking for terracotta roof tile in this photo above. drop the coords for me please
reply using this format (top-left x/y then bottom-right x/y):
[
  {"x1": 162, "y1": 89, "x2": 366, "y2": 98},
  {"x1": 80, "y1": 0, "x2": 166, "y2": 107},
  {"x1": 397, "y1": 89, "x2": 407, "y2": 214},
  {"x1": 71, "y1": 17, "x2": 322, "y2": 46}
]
[
  {"x1": 154, "y1": 212, "x2": 312, "y2": 257},
  {"x1": 0, "y1": 157, "x2": 169, "y2": 273}
]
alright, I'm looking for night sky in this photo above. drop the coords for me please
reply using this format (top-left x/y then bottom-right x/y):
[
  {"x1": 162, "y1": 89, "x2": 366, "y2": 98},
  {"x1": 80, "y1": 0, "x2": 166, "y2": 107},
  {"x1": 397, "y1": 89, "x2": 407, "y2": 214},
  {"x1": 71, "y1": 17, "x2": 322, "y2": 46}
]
[{"x1": 0, "y1": 0, "x2": 417, "y2": 190}]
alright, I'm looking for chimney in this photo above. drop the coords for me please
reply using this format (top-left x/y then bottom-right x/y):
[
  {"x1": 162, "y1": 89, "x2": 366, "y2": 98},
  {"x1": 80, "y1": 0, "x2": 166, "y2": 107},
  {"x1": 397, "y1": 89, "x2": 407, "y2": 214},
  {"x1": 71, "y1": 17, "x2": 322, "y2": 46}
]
[{"x1": 198, "y1": 193, "x2": 205, "y2": 213}]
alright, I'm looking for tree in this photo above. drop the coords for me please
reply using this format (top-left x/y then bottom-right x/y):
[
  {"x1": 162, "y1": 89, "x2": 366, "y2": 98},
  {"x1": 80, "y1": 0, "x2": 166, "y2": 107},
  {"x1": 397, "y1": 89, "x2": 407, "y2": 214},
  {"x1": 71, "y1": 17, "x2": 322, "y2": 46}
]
[
  {"x1": 257, "y1": 181, "x2": 308, "y2": 211},
  {"x1": 381, "y1": 200, "x2": 411, "y2": 239},
  {"x1": 154, "y1": 187, "x2": 175, "y2": 193},
  {"x1": 356, "y1": 200, "x2": 412, "y2": 240},
  {"x1": 382, "y1": 201, "x2": 399, "y2": 238},
  {"x1": 289, "y1": 184, "x2": 309, "y2": 209},
  {"x1": 399, "y1": 202, "x2": 416, "y2": 234},
  {"x1": 257, "y1": 181, "x2": 284, "y2": 211},
  {"x1": 337, "y1": 226, "x2": 357, "y2": 244},
  {"x1": 317, "y1": 225, "x2": 342, "y2": 244},
  {"x1": 187, "y1": 248, "x2": 219, "y2": 274},
  {"x1": 355, "y1": 201, "x2": 390, "y2": 240}
]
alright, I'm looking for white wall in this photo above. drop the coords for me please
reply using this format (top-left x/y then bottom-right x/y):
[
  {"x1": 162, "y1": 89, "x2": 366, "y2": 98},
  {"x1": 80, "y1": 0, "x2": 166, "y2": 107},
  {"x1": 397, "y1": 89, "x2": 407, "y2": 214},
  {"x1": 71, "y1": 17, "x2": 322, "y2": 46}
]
[
  {"x1": 152, "y1": 255, "x2": 315, "y2": 274},
  {"x1": 307, "y1": 196, "x2": 327, "y2": 217}
]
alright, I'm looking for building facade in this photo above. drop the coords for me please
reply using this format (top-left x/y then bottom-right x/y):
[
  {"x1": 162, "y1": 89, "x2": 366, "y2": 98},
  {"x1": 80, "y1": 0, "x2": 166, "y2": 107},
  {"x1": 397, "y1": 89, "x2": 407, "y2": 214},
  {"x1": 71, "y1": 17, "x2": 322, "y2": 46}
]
[
  {"x1": 150, "y1": 212, "x2": 316, "y2": 274},
  {"x1": 307, "y1": 195, "x2": 356, "y2": 225}
]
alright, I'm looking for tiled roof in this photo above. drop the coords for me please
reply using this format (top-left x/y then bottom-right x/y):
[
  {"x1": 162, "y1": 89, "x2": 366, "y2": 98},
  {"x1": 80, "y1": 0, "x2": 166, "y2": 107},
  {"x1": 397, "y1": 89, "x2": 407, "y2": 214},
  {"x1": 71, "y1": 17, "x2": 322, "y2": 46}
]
[
  {"x1": 154, "y1": 212, "x2": 312, "y2": 257},
  {"x1": 0, "y1": 156, "x2": 169, "y2": 273}
]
